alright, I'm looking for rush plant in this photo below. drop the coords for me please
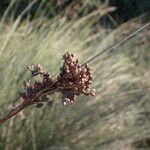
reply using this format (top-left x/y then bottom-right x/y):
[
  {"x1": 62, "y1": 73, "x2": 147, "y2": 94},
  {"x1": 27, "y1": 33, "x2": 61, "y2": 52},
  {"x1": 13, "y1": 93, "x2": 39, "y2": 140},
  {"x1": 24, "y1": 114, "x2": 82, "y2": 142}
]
[{"x1": 0, "y1": 52, "x2": 95, "y2": 125}]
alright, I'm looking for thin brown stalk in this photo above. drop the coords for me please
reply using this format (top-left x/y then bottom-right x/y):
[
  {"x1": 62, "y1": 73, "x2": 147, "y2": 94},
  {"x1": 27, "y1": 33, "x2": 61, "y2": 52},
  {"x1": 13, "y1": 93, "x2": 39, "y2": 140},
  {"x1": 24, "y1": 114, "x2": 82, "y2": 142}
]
[{"x1": 0, "y1": 101, "x2": 29, "y2": 125}]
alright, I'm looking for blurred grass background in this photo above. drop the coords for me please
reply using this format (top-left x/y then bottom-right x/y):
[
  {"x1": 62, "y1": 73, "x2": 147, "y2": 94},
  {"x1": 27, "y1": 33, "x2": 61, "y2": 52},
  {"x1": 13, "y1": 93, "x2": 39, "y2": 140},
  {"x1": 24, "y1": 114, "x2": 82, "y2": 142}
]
[{"x1": 0, "y1": 0, "x2": 150, "y2": 150}]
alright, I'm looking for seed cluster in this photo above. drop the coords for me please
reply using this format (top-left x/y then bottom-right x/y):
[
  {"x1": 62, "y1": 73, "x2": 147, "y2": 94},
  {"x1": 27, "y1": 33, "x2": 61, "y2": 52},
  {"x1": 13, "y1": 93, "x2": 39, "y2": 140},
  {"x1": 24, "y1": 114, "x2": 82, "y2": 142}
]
[
  {"x1": 19, "y1": 64, "x2": 54, "y2": 107},
  {"x1": 57, "y1": 52, "x2": 95, "y2": 105},
  {"x1": 19, "y1": 52, "x2": 95, "y2": 107}
]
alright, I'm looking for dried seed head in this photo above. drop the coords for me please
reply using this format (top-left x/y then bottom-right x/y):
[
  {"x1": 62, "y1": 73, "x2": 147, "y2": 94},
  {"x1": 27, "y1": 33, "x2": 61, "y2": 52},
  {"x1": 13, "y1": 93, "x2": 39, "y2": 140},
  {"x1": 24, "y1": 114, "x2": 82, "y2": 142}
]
[
  {"x1": 27, "y1": 64, "x2": 44, "y2": 76},
  {"x1": 19, "y1": 52, "x2": 95, "y2": 107},
  {"x1": 57, "y1": 52, "x2": 95, "y2": 105}
]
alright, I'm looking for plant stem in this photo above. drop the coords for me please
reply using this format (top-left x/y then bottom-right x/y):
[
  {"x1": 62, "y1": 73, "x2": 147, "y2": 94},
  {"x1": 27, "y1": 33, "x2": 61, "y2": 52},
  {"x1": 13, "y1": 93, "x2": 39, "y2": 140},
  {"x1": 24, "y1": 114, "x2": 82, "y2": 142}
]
[
  {"x1": 0, "y1": 82, "x2": 58, "y2": 125},
  {"x1": 0, "y1": 101, "x2": 30, "y2": 125}
]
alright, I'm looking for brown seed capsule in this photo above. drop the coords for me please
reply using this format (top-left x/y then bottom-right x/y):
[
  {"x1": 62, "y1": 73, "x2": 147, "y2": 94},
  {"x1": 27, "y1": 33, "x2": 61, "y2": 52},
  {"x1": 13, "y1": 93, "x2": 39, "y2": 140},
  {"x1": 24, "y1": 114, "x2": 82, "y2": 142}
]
[
  {"x1": 88, "y1": 80, "x2": 92, "y2": 84},
  {"x1": 91, "y1": 92, "x2": 95, "y2": 96},
  {"x1": 62, "y1": 101, "x2": 67, "y2": 106}
]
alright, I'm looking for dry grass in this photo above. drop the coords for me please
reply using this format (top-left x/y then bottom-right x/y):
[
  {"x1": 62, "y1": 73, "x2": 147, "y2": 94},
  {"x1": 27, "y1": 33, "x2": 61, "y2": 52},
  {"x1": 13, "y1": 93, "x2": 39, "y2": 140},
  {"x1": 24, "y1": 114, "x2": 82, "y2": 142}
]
[{"x1": 0, "y1": 1, "x2": 150, "y2": 150}]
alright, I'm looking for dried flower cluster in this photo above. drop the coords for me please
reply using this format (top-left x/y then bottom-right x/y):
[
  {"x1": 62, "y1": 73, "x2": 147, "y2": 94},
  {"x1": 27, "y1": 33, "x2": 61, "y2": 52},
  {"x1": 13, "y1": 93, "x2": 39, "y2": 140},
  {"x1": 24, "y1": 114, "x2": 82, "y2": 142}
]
[
  {"x1": 19, "y1": 52, "x2": 95, "y2": 106},
  {"x1": 0, "y1": 52, "x2": 95, "y2": 125},
  {"x1": 57, "y1": 52, "x2": 95, "y2": 105},
  {"x1": 19, "y1": 64, "x2": 54, "y2": 107}
]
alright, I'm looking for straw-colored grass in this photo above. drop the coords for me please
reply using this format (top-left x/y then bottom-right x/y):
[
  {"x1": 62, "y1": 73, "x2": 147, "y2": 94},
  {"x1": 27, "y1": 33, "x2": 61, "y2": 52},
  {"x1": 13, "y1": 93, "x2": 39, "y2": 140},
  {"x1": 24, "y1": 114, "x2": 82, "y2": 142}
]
[{"x1": 0, "y1": 1, "x2": 149, "y2": 150}]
